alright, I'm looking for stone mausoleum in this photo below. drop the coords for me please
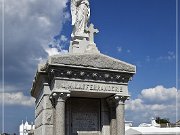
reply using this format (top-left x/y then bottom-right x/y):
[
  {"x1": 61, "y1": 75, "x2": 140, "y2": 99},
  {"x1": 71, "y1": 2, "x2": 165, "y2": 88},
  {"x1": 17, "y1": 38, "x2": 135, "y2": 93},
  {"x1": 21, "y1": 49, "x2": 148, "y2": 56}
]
[{"x1": 31, "y1": 0, "x2": 136, "y2": 135}]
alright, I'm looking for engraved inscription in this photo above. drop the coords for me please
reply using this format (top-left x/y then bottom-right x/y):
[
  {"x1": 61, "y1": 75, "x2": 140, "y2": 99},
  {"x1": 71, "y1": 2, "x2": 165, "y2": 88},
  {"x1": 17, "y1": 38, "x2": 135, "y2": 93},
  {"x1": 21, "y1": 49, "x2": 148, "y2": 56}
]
[
  {"x1": 72, "y1": 112, "x2": 98, "y2": 133},
  {"x1": 56, "y1": 80, "x2": 126, "y2": 93}
]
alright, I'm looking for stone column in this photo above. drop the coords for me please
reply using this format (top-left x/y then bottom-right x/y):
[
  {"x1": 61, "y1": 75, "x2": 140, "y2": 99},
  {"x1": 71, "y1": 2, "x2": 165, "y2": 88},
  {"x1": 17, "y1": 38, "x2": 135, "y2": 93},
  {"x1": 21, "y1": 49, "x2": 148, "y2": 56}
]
[
  {"x1": 107, "y1": 95, "x2": 128, "y2": 135},
  {"x1": 50, "y1": 92, "x2": 70, "y2": 135},
  {"x1": 114, "y1": 96, "x2": 126, "y2": 135}
]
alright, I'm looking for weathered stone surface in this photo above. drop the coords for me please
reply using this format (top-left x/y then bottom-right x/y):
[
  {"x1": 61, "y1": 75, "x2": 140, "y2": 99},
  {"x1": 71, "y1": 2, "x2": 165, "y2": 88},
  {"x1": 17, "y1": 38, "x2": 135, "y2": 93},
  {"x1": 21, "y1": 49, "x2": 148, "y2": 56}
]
[
  {"x1": 35, "y1": 95, "x2": 52, "y2": 118},
  {"x1": 116, "y1": 98, "x2": 125, "y2": 135},
  {"x1": 47, "y1": 53, "x2": 135, "y2": 73},
  {"x1": 35, "y1": 109, "x2": 53, "y2": 128},
  {"x1": 34, "y1": 125, "x2": 53, "y2": 135},
  {"x1": 32, "y1": 81, "x2": 51, "y2": 99},
  {"x1": 34, "y1": 126, "x2": 42, "y2": 135}
]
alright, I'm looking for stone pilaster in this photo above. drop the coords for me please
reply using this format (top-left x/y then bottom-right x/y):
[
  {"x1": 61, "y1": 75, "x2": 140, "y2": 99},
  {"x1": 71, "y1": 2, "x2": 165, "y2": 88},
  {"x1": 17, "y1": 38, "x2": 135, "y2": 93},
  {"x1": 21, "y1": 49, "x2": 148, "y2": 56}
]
[{"x1": 49, "y1": 92, "x2": 70, "y2": 135}]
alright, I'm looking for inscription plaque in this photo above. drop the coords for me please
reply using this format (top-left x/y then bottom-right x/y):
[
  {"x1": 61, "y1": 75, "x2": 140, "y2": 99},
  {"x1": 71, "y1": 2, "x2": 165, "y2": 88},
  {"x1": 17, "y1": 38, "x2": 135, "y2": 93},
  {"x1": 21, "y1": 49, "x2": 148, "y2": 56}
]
[{"x1": 72, "y1": 112, "x2": 98, "y2": 133}]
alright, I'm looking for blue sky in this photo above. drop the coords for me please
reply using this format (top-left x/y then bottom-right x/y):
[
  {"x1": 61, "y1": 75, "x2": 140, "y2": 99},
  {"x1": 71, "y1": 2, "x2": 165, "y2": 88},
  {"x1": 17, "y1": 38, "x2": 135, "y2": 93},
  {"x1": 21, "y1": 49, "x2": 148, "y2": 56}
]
[
  {"x1": 62, "y1": 0, "x2": 178, "y2": 96},
  {"x1": 1, "y1": 0, "x2": 179, "y2": 134}
]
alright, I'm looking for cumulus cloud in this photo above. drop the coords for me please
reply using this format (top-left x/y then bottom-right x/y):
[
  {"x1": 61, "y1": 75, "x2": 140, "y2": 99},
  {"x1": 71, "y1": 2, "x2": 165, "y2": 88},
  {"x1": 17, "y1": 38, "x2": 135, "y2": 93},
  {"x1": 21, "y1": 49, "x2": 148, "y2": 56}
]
[
  {"x1": 0, "y1": 92, "x2": 35, "y2": 106},
  {"x1": 140, "y1": 85, "x2": 177, "y2": 103},
  {"x1": 3, "y1": 0, "x2": 69, "y2": 50},
  {"x1": 1, "y1": 0, "x2": 69, "y2": 91},
  {"x1": 125, "y1": 85, "x2": 178, "y2": 125}
]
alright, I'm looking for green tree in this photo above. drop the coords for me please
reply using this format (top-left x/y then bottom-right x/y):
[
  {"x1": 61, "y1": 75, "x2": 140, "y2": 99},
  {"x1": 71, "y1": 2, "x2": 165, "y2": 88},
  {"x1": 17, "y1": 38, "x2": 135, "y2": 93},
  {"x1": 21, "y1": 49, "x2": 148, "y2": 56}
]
[{"x1": 155, "y1": 117, "x2": 170, "y2": 124}]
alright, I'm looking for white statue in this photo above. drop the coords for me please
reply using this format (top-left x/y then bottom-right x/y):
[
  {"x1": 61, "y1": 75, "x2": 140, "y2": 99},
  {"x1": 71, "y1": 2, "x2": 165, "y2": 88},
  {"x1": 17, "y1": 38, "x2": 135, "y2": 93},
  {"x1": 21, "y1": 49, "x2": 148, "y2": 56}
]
[{"x1": 71, "y1": 0, "x2": 90, "y2": 37}]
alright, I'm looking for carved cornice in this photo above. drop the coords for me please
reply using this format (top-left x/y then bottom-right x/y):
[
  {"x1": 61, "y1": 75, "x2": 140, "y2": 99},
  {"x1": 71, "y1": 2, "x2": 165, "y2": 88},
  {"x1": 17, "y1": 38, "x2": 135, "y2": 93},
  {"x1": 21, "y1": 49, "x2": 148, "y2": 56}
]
[{"x1": 47, "y1": 67, "x2": 133, "y2": 84}]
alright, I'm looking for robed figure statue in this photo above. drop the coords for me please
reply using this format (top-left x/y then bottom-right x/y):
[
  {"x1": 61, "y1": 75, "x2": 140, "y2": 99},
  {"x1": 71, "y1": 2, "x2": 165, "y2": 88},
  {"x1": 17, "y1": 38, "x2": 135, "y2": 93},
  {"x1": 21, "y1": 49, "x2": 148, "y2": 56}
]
[{"x1": 71, "y1": 0, "x2": 90, "y2": 37}]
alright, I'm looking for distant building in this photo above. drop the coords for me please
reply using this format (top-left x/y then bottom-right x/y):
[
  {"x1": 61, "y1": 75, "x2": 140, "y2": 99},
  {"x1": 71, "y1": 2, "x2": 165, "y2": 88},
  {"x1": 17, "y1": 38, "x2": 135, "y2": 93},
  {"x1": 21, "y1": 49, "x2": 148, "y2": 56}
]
[
  {"x1": 138, "y1": 117, "x2": 160, "y2": 127},
  {"x1": 125, "y1": 118, "x2": 180, "y2": 135},
  {"x1": 19, "y1": 120, "x2": 35, "y2": 135},
  {"x1": 176, "y1": 120, "x2": 180, "y2": 127}
]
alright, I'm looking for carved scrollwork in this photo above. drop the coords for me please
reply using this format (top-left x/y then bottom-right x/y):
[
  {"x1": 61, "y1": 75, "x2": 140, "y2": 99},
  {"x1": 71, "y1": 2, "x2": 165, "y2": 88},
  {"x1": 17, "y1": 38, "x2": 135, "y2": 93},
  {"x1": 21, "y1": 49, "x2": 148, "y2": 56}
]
[
  {"x1": 67, "y1": 70, "x2": 72, "y2": 75},
  {"x1": 106, "y1": 95, "x2": 129, "y2": 107},
  {"x1": 49, "y1": 92, "x2": 70, "y2": 107},
  {"x1": 80, "y1": 71, "x2": 85, "y2": 76},
  {"x1": 104, "y1": 74, "x2": 109, "y2": 78}
]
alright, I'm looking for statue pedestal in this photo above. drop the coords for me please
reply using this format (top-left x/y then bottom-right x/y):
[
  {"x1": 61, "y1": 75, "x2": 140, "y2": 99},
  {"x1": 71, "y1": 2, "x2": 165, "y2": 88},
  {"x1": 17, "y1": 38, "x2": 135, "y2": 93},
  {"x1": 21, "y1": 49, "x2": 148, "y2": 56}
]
[
  {"x1": 69, "y1": 38, "x2": 100, "y2": 54},
  {"x1": 69, "y1": 23, "x2": 100, "y2": 54}
]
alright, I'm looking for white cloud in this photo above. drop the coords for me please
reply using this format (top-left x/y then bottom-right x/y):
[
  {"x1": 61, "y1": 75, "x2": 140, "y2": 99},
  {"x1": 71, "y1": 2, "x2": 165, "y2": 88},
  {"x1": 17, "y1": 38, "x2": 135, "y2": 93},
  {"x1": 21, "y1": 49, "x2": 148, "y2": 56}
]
[
  {"x1": 1, "y1": 0, "x2": 69, "y2": 90},
  {"x1": 157, "y1": 51, "x2": 176, "y2": 61},
  {"x1": 45, "y1": 35, "x2": 68, "y2": 56},
  {"x1": 45, "y1": 48, "x2": 61, "y2": 56},
  {"x1": 0, "y1": 92, "x2": 35, "y2": 106},
  {"x1": 125, "y1": 85, "x2": 177, "y2": 124},
  {"x1": 125, "y1": 99, "x2": 144, "y2": 111},
  {"x1": 117, "y1": 46, "x2": 131, "y2": 54},
  {"x1": 117, "y1": 46, "x2": 122, "y2": 52},
  {"x1": 144, "y1": 51, "x2": 175, "y2": 63},
  {"x1": 60, "y1": 35, "x2": 68, "y2": 42},
  {"x1": 3, "y1": 0, "x2": 69, "y2": 51},
  {"x1": 145, "y1": 56, "x2": 151, "y2": 62},
  {"x1": 127, "y1": 49, "x2": 131, "y2": 53},
  {"x1": 140, "y1": 85, "x2": 177, "y2": 102}
]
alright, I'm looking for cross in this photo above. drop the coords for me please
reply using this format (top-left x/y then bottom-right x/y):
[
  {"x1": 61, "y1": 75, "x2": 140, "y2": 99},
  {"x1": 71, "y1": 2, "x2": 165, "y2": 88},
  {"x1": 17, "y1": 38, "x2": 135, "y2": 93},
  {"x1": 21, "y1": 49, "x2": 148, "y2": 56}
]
[{"x1": 86, "y1": 23, "x2": 99, "y2": 44}]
